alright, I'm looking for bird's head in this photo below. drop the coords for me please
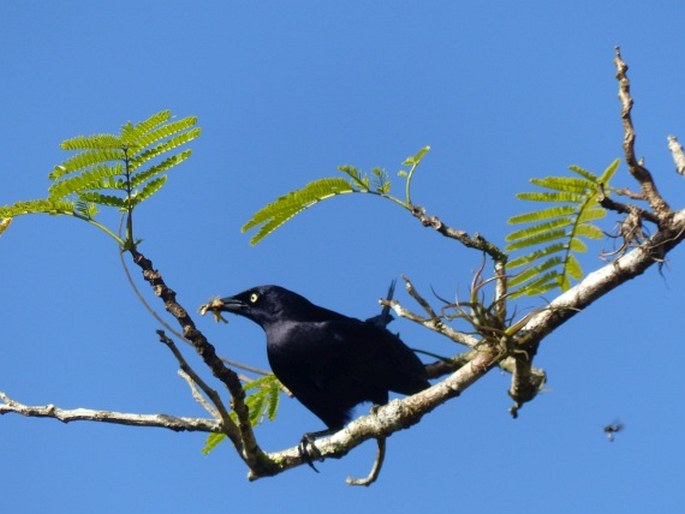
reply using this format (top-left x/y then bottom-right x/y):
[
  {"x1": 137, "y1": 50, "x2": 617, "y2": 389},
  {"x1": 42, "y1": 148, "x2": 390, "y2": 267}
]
[{"x1": 201, "y1": 285, "x2": 320, "y2": 329}]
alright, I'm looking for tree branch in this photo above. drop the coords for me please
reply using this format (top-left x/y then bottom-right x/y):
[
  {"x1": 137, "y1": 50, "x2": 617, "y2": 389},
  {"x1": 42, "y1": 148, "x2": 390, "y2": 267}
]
[
  {"x1": 410, "y1": 206, "x2": 507, "y2": 263},
  {"x1": 613, "y1": 47, "x2": 672, "y2": 219},
  {"x1": 0, "y1": 391, "x2": 219, "y2": 432}
]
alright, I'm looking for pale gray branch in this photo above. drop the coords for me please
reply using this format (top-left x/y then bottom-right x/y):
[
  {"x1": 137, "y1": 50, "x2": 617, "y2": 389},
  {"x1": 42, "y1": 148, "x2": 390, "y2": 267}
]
[
  {"x1": 383, "y1": 298, "x2": 478, "y2": 346},
  {"x1": 667, "y1": 135, "x2": 685, "y2": 175},
  {"x1": 178, "y1": 369, "x2": 220, "y2": 418},
  {"x1": 0, "y1": 391, "x2": 220, "y2": 432}
]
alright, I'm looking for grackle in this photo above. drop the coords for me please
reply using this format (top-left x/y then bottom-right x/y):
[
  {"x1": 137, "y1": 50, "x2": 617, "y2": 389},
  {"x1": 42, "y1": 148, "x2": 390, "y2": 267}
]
[{"x1": 209, "y1": 284, "x2": 429, "y2": 468}]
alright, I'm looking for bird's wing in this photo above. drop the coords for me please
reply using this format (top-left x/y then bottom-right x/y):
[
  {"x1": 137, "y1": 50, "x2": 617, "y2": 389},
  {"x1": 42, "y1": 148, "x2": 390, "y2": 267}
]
[
  {"x1": 276, "y1": 318, "x2": 427, "y2": 394},
  {"x1": 327, "y1": 318, "x2": 429, "y2": 395},
  {"x1": 266, "y1": 318, "x2": 428, "y2": 429}
]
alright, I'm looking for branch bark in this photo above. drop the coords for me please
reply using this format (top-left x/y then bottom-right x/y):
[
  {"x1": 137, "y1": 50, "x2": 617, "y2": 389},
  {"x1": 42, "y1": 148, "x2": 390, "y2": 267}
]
[{"x1": 0, "y1": 391, "x2": 219, "y2": 432}]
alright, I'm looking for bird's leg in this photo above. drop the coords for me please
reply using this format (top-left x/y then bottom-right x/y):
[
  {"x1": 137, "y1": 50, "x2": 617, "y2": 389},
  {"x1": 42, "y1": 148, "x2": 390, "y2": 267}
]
[{"x1": 298, "y1": 429, "x2": 332, "y2": 472}]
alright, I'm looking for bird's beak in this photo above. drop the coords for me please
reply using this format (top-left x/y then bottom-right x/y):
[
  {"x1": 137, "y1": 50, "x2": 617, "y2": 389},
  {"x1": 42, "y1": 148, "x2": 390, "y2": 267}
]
[
  {"x1": 198, "y1": 295, "x2": 245, "y2": 322},
  {"x1": 215, "y1": 296, "x2": 247, "y2": 312}
]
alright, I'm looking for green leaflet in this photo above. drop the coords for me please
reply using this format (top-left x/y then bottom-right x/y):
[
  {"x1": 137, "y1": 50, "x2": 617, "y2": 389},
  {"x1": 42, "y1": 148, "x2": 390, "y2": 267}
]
[
  {"x1": 0, "y1": 199, "x2": 75, "y2": 218},
  {"x1": 130, "y1": 176, "x2": 168, "y2": 206},
  {"x1": 51, "y1": 148, "x2": 126, "y2": 179},
  {"x1": 60, "y1": 134, "x2": 123, "y2": 151},
  {"x1": 506, "y1": 159, "x2": 619, "y2": 298},
  {"x1": 201, "y1": 374, "x2": 282, "y2": 455}
]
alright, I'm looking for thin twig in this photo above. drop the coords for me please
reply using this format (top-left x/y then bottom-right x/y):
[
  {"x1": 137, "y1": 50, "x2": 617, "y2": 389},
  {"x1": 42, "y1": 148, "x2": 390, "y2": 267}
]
[
  {"x1": 402, "y1": 275, "x2": 438, "y2": 318},
  {"x1": 157, "y1": 330, "x2": 232, "y2": 425},
  {"x1": 382, "y1": 299, "x2": 478, "y2": 346},
  {"x1": 410, "y1": 206, "x2": 507, "y2": 262},
  {"x1": 218, "y1": 357, "x2": 271, "y2": 378},
  {"x1": 597, "y1": 187, "x2": 660, "y2": 224},
  {"x1": 178, "y1": 369, "x2": 220, "y2": 417}
]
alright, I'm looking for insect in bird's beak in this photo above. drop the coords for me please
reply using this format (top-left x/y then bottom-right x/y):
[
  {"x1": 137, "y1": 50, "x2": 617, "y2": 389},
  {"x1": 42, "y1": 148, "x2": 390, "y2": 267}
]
[{"x1": 198, "y1": 297, "x2": 232, "y2": 323}]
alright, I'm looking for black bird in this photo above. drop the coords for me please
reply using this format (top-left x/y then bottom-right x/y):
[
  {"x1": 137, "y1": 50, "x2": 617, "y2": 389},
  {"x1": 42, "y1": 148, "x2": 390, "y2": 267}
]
[{"x1": 211, "y1": 285, "x2": 429, "y2": 453}]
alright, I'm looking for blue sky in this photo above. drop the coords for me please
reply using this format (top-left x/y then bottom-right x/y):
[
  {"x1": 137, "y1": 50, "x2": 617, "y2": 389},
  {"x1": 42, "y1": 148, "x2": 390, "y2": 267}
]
[{"x1": 2, "y1": 2, "x2": 685, "y2": 512}]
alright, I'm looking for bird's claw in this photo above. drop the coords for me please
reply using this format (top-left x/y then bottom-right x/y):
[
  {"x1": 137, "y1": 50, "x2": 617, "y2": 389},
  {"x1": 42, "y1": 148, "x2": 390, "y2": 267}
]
[{"x1": 298, "y1": 433, "x2": 323, "y2": 473}]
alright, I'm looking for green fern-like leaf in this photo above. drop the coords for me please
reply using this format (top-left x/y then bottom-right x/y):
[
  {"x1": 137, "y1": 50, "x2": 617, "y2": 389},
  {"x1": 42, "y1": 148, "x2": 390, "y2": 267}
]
[
  {"x1": 242, "y1": 177, "x2": 356, "y2": 245},
  {"x1": 371, "y1": 167, "x2": 391, "y2": 194},
  {"x1": 202, "y1": 374, "x2": 282, "y2": 455},
  {"x1": 338, "y1": 165, "x2": 371, "y2": 190},
  {"x1": 507, "y1": 159, "x2": 619, "y2": 298},
  {"x1": 202, "y1": 433, "x2": 227, "y2": 456},
  {"x1": 0, "y1": 111, "x2": 198, "y2": 245},
  {"x1": 243, "y1": 147, "x2": 428, "y2": 245},
  {"x1": 53, "y1": 110, "x2": 198, "y2": 210}
]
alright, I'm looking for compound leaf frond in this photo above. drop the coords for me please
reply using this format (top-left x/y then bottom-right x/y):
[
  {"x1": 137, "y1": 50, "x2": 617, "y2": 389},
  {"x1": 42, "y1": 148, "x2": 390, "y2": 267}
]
[
  {"x1": 242, "y1": 177, "x2": 355, "y2": 245},
  {"x1": 507, "y1": 159, "x2": 618, "y2": 297}
]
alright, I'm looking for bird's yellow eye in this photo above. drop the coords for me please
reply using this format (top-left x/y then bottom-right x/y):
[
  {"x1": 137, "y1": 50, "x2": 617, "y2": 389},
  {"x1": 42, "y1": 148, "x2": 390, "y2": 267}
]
[{"x1": 250, "y1": 292, "x2": 260, "y2": 303}]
